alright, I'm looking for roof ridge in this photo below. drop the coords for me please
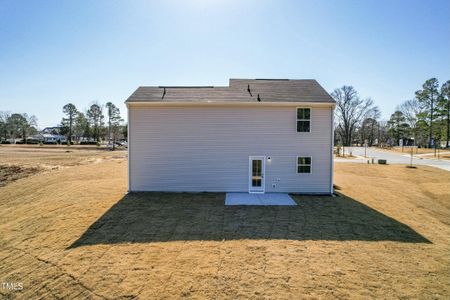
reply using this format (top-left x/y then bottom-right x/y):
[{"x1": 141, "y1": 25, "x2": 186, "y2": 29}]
[{"x1": 157, "y1": 86, "x2": 215, "y2": 88}]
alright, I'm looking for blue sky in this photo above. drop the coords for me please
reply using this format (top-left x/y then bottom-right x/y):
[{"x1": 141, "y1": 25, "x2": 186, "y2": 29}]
[{"x1": 1, "y1": 0, "x2": 449, "y2": 128}]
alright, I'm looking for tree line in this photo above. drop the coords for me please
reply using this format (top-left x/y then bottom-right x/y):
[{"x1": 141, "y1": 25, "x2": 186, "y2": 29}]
[
  {"x1": 0, "y1": 102, "x2": 127, "y2": 146},
  {"x1": 0, "y1": 112, "x2": 38, "y2": 142},
  {"x1": 333, "y1": 78, "x2": 450, "y2": 149},
  {"x1": 60, "y1": 102, "x2": 126, "y2": 145}
]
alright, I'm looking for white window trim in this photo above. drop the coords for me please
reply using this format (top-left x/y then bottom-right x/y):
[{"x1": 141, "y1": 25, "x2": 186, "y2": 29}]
[
  {"x1": 296, "y1": 107, "x2": 311, "y2": 133},
  {"x1": 296, "y1": 156, "x2": 312, "y2": 174},
  {"x1": 248, "y1": 156, "x2": 266, "y2": 193}
]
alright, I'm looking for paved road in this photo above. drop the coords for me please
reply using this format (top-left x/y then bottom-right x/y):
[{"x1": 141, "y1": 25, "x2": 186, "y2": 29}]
[{"x1": 335, "y1": 147, "x2": 450, "y2": 172}]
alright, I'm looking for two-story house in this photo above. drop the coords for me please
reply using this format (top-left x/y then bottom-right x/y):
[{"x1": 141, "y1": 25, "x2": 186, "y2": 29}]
[{"x1": 126, "y1": 79, "x2": 335, "y2": 194}]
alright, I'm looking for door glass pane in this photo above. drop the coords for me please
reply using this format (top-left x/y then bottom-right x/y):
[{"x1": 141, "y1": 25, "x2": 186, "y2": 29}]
[
  {"x1": 253, "y1": 160, "x2": 261, "y2": 176},
  {"x1": 252, "y1": 179, "x2": 259, "y2": 187},
  {"x1": 251, "y1": 159, "x2": 262, "y2": 187}
]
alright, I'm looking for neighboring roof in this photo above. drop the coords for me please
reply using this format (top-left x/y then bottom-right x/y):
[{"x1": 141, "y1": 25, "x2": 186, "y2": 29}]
[
  {"x1": 41, "y1": 133, "x2": 65, "y2": 138},
  {"x1": 126, "y1": 79, "x2": 335, "y2": 104},
  {"x1": 41, "y1": 126, "x2": 62, "y2": 135}
]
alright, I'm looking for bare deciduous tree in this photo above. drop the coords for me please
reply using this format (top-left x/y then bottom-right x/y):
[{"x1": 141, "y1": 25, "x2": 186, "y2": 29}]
[
  {"x1": 332, "y1": 86, "x2": 379, "y2": 146},
  {"x1": 399, "y1": 99, "x2": 422, "y2": 148},
  {"x1": 377, "y1": 120, "x2": 389, "y2": 147}
]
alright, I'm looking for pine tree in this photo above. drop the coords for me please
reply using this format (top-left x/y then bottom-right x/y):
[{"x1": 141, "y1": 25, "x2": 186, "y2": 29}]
[{"x1": 415, "y1": 78, "x2": 439, "y2": 147}]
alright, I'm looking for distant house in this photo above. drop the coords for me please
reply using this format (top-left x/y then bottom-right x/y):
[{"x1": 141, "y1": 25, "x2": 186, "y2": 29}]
[
  {"x1": 126, "y1": 79, "x2": 335, "y2": 194},
  {"x1": 41, "y1": 133, "x2": 67, "y2": 144},
  {"x1": 30, "y1": 127, "x2": 67, "y2": 144},
  {"x1": 41, "y1": 127, "x2": 61, "y2": 135}
]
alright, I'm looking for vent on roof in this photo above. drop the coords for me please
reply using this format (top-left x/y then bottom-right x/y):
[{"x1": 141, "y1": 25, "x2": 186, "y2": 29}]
[{"x1": 247, "y1": 84, "x2": 253, "y2": 97}]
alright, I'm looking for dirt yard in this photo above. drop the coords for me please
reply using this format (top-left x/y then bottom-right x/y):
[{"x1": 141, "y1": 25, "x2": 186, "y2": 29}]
[
  {"x1": 0, "y1": 165, "x2": 41, "y2": 187},
  {"x1": 0, "y1": 146, "x2": 449, "y2": 299}
]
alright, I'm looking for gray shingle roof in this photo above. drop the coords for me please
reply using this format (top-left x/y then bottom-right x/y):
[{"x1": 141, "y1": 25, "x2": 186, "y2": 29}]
[{"x1": 126, "y1": 79, "x2": 335, "y2": 104}]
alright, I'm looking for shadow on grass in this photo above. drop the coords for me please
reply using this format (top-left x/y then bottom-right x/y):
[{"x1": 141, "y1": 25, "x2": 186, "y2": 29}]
[{"x1": 69, "y1": 192, "x2": 430, "y2": 248}]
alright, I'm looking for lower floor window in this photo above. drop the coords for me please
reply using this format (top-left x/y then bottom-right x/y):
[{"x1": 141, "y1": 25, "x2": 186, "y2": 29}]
[{"x1": 297, "y1": 157, "x2": 311, "y2": 173}]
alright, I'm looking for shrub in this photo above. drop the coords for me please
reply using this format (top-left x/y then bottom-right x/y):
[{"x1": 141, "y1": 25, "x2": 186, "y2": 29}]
[
  {"x1": 80, "y1": 141, "x2": 97, "y2": 145},
  {"x1": 26, "y1": 140, "x2": 39, "y2": 144}
]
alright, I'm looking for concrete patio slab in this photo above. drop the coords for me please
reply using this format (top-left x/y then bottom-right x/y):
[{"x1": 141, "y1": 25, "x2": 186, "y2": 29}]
[{"x1": 225, "y1": 192, "x2": 297, "y2": 206}]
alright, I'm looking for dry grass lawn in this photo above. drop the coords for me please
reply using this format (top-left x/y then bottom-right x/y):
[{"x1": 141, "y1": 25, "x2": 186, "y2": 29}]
[
  {"x1": 379, "y1": 146, "x2": 436, "y2": 155},
  {"x1": 379, "y1": 146, "x2": 450, "y2": 158},
  {"x1": 0, "y1": 146, "x2": 449, "y2": 299},
  {"x1": 0, "y1": 144, "x2": 126, "y2": 168}
]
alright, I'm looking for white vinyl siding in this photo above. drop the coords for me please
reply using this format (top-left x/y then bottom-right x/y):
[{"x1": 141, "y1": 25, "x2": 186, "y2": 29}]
[{"x1": 128, "y1": 104, "x2": 333, "y2": 193}]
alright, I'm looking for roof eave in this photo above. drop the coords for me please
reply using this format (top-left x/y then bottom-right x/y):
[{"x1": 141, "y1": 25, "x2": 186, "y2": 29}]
[{"x1": 126, "y1": 101, "x2": 336, "y2": 108}]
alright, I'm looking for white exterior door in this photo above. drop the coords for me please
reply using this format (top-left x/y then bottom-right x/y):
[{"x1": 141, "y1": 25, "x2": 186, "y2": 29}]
[{"x1": 249, "y1": 156, "x2": 265, "y2": 193}]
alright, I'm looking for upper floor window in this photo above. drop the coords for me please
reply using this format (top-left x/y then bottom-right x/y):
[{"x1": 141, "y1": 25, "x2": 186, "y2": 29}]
[{"x1": 297, "y1": 108, "x2": 310, "y2": 132}]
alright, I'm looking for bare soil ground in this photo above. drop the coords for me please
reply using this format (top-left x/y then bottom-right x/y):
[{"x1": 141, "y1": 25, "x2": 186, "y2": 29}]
[
  {"x1": 0, "y1": 145, "x2": 126, "y2": 188},
  {"x1": 0, "y1": 165, "x2": 41, "y2": 187},
  {"x1": 0, "y1": 147, "x2": 449, "y2": 299}
]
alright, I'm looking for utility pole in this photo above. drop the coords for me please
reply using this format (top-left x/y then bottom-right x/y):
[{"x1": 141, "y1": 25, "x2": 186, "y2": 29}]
[{"x1": 410, "y1": 144, "x2": 413, "y2": 168}]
